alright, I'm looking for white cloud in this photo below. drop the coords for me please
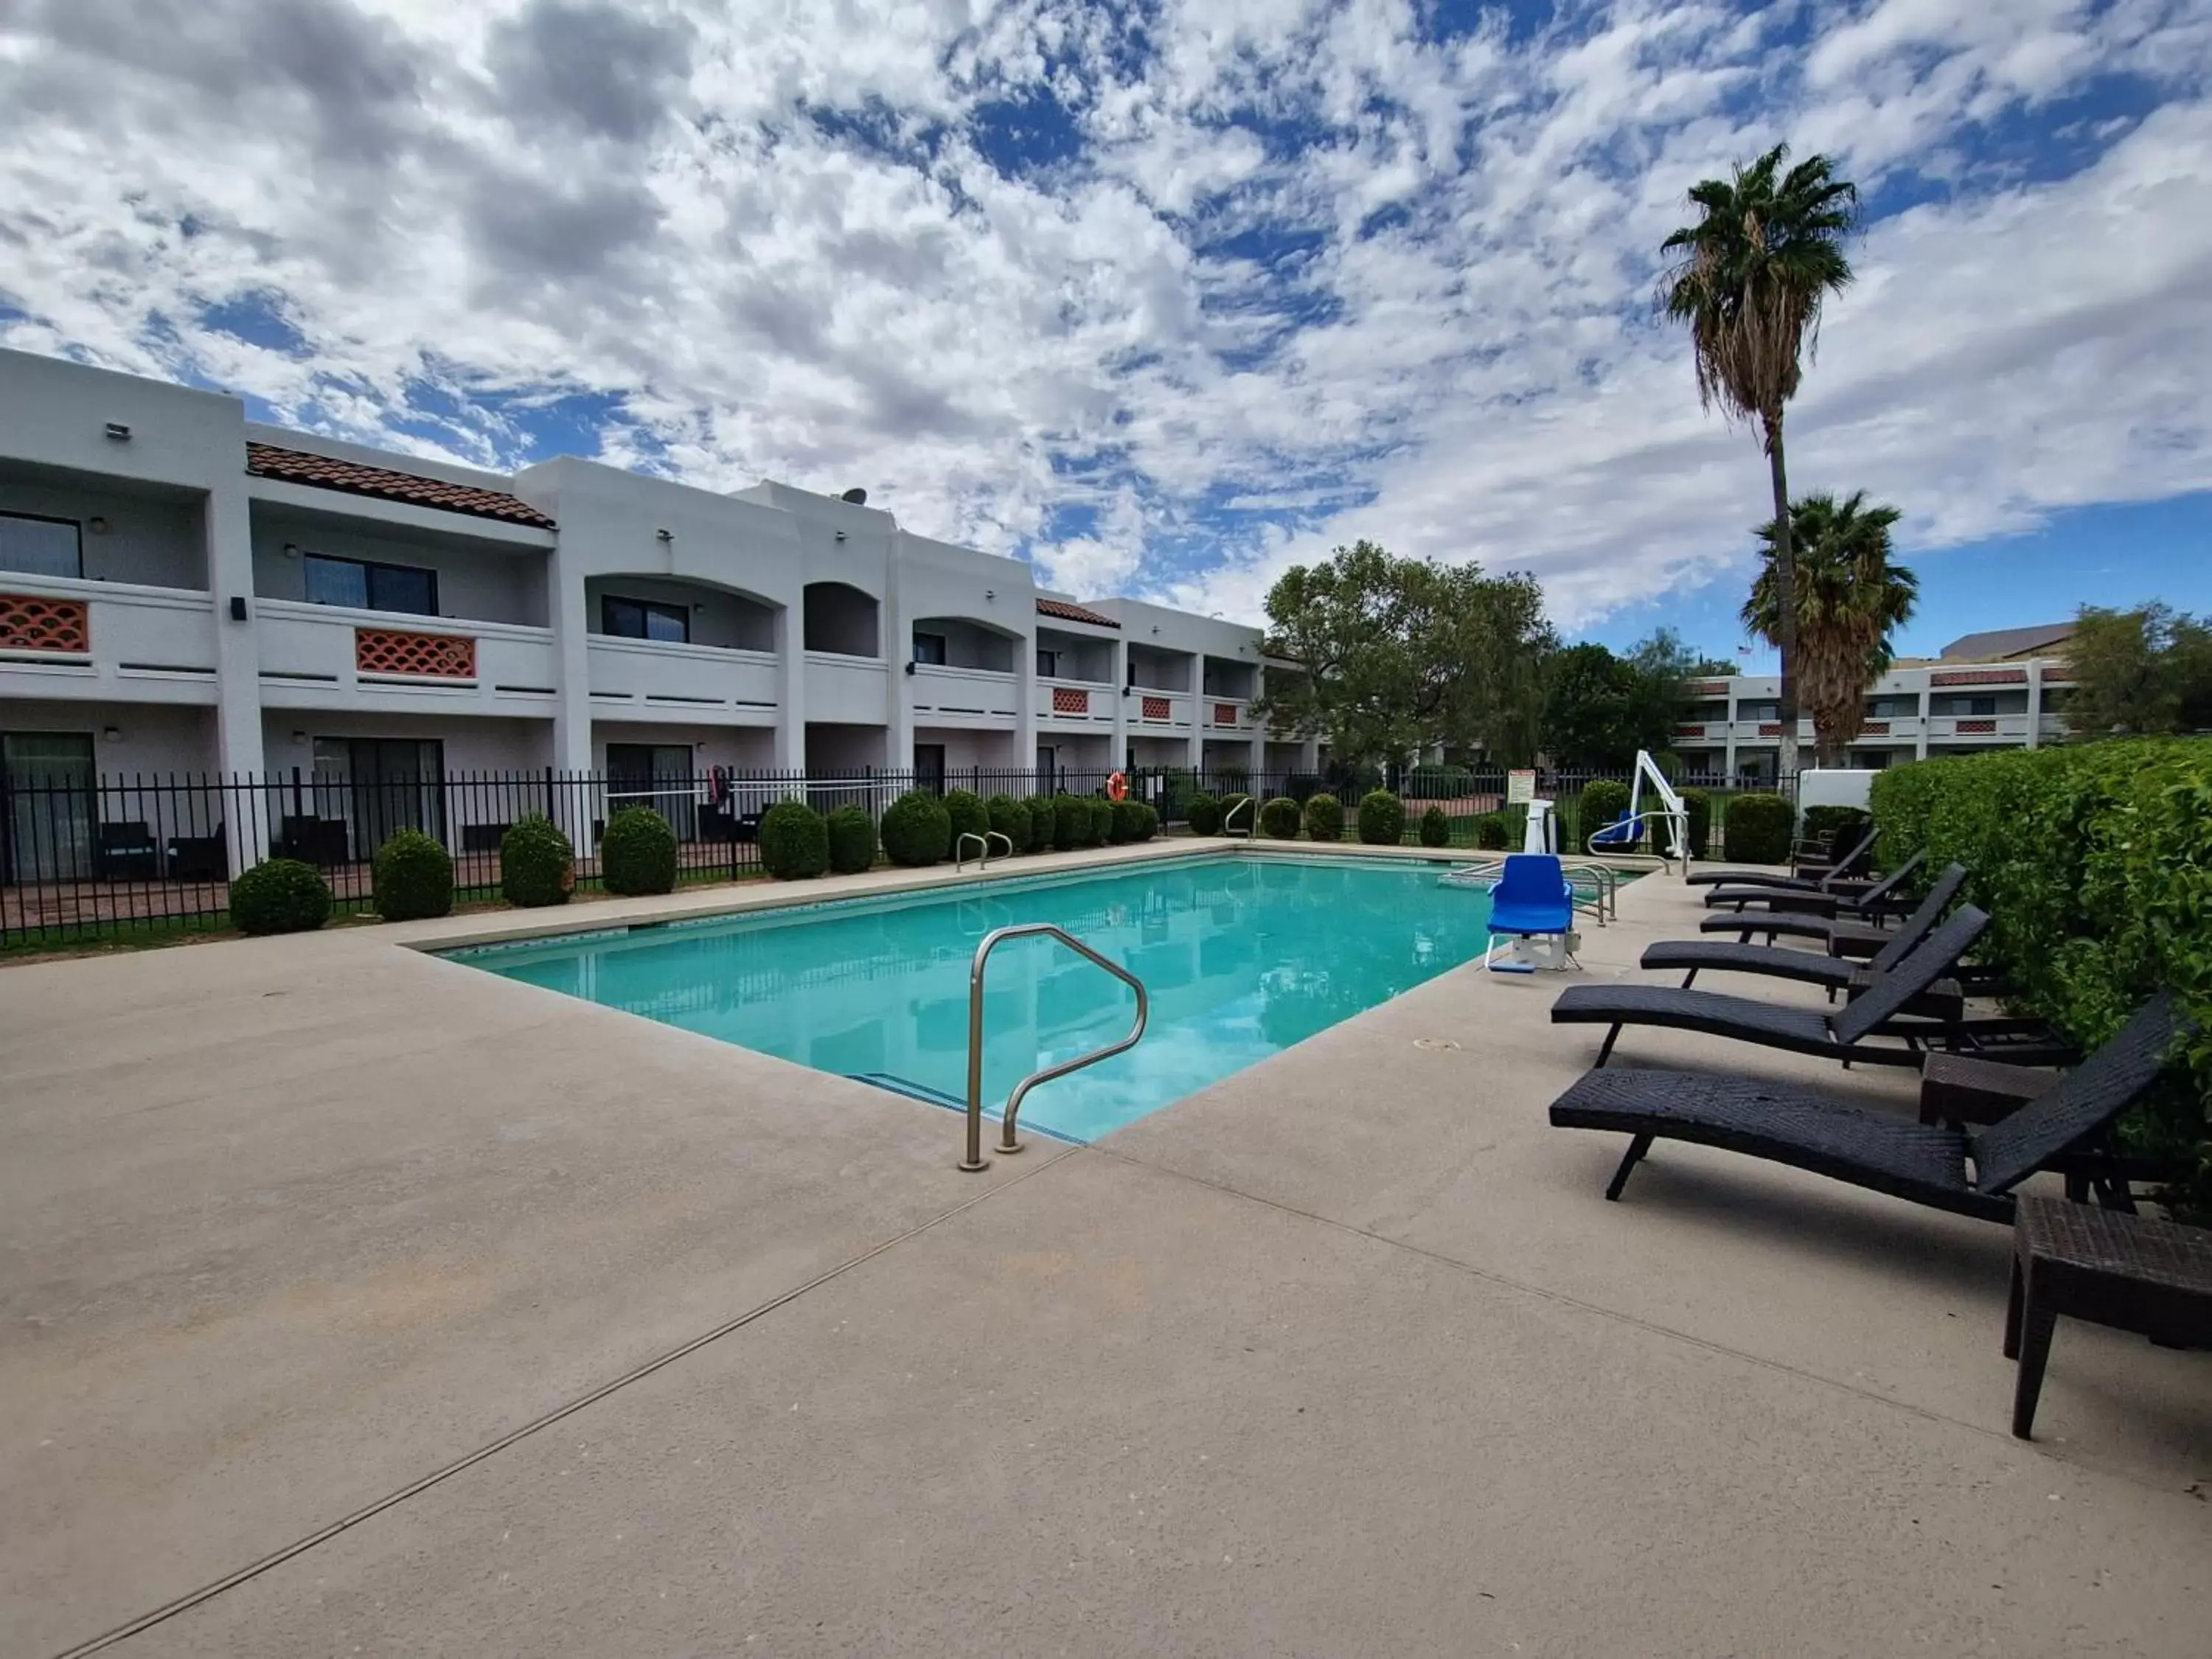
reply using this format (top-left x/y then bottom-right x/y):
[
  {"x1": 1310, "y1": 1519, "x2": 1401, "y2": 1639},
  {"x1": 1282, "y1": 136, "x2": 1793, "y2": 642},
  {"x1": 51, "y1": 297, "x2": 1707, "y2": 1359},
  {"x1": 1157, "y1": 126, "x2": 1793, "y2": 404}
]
[{"x1": 0, "y1": 0, "x2": 2207, "y2": 633}]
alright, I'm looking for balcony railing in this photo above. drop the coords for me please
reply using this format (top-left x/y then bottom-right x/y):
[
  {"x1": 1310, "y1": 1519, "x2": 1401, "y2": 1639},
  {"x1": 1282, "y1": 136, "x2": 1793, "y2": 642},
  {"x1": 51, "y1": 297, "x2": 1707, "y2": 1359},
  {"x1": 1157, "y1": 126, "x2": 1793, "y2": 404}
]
[
  {"x1": 1134, "y1": 689, "x2": 1192, "y2": 728},
  {"x1": 0, "y1": 574, "x2": 219, "y2": 703},
  {"x1": 1040, "y1": 677, "x2": 1115, "y2": 724},
  {"x1": 1927, "y1": 714, "x2": 2031, "y2": 741},
  {"x1": 587, "y1": 635, "x2": 780, "y2": 721},
  {"x1": 909, "y1": 662, "x2": 1018, "y2": 726},
  {"x1": 1203, "y1": 697, "x2": 1248, "y2": 730},
  {"x1": 803, "y1": 650, "x2": 888, "y2": 723},
  {"x1": 255, "y1": 599, "x2": 557, "y2": 710}
]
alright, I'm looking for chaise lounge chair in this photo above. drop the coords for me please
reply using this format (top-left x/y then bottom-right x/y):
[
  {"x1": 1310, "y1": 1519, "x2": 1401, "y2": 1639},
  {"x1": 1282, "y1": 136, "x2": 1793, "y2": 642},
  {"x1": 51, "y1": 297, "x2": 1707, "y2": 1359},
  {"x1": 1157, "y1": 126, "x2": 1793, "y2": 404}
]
[
  {"x1": 1685, "y1": 823, "x2": 1879, "y2": 889},
  {"x1": 1545, "y1": 993, "x2": 2188, "y2": 1221},
  {"x1": 1551, "y1": 905, "x2": 1989, "y2": 1068},
  {"x1": 1642, "y1": 863, "x2": 1968, "y2": 994},
  {"x1": 1701, "y1": 849, "x2": 1926, "y2": 919}
]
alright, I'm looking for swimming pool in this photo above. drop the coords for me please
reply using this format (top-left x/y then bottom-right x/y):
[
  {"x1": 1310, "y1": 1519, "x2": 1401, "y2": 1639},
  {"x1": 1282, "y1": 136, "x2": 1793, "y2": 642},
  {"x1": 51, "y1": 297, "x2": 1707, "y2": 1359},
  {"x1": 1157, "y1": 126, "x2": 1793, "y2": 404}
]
[{"x1": 450, "y1": 852, "x2": 1500, "y2": 1144}]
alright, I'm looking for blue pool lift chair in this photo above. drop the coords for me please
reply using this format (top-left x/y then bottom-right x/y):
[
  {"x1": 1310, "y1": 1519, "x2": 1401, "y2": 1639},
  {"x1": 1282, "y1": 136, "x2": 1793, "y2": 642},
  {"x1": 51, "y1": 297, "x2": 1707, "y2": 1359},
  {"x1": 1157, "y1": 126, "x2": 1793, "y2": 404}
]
[
  {"x1": 1587, "y1": 810, "x2": 1641, "y2": 852},
  {"x1": 1486, "y1": 854, "x2": 1579, "y2": 973}
]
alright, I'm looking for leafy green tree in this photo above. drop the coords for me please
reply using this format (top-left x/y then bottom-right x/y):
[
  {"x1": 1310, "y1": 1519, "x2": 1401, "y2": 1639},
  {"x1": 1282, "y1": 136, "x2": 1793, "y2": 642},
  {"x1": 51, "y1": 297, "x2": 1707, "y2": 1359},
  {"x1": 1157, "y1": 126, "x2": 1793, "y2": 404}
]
[
  {"x1": 1662, "y1": 143, "x2": 1859, "y2": 786},
  {"x1": 2063, "y1": 604, "x2": 2212, "y2": 738},
  {"x1": 1743, "y1": 491, "x2": 1918, "y2": 765},
  {"x1": 1542, "y1": 630, "x2": 1709, "y2": 770},
  {"x1": 1253, "y1": 539, "x2": 1553, "y2": 766}
]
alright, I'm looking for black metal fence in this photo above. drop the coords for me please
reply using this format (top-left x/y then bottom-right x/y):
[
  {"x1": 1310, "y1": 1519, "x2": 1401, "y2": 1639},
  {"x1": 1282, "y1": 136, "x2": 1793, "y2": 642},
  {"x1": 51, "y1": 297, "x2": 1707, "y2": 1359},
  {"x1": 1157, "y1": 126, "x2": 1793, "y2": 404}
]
[{"x1": 0, "y1": 761, "x2": 1792, "y2": 949}]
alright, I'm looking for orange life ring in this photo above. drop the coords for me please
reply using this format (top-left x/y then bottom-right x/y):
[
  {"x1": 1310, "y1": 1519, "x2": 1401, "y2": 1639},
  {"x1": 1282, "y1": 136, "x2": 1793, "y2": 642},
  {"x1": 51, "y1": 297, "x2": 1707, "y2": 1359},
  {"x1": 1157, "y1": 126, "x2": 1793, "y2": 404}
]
[{"x1": 1106, "y1": 771, "x2": 1129, "y2": 801}]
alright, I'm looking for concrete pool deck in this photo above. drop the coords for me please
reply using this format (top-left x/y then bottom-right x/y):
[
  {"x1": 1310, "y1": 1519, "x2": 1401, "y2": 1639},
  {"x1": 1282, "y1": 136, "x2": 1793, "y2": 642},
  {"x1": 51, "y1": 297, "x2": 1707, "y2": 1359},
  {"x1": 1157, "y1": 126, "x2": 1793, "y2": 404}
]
[{"x1": 3, "y1": 847, "x2": 2206, "y2": 1655}]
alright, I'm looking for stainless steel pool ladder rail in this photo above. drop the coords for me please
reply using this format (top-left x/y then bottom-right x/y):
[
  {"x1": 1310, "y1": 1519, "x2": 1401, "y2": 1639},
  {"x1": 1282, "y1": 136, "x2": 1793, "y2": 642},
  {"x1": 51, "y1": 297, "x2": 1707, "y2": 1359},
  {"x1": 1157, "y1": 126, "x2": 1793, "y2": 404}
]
[
  {"x1": 956, "y1": 830, "x2": 1015, "y2": 872},
  {"x1": 959, "y1": 922, "x2": 1149, "y2": 1171},
  {"x1": 1222, "y1": 796, "x2": 1253, "y2": 838}
]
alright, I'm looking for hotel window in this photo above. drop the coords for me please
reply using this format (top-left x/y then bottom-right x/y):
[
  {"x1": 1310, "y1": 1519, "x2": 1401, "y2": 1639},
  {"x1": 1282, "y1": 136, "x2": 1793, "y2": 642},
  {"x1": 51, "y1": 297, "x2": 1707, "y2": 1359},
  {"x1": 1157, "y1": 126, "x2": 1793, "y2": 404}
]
[
  {"x1": 304, "y1": 552, "x2": 438, "y2": 616},
  {"x1": 0, "y1": 511, "x2": 83, "y2": 580},
  {"x1": 912, "y1": 631, "x2": 947, "y2": 666},
  {"x1": 601, "y1": 595, "x2": 690, "y2": 643}
]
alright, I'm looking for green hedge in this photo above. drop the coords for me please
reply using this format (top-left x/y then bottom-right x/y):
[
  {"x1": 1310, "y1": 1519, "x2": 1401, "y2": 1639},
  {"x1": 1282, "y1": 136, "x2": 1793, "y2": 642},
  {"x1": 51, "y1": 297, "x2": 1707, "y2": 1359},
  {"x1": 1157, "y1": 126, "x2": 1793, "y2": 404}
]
[
  {"x1": 1303, "y1": 793, "x2": 1343, "y2": 843},
  {"x1": 1022, "y1": 795, "x2": 1057, "y2": 853},
  {"x1": 1406, "y1": 765, "x2": 1472, "y2": 799},
  {"x1": 602, "y1": 805, "x2": 678, "y2": 895},
  {"x1": 826, "y1": 805, "x2": 877, "y2": 874},
  {"x1": 1680, "y1": 787, "x2": 1712, "y2": 861},
  {"x1": 759, "y1": 799, "x2": 830, "y2": 880},
  {"x1": 942, "y1": 790, "x2": 990, "y2": 854},
  {"x1": 1130, "y1": 801, "x2": 1159, "y2": 841},
  {"x1": 987, "y1": 793, "x2": 1031, "y2": 855},
  {"x1": 1051, "y1": 794, "x2": 1086, "y2": 850},
  {"x1": 372, "y1": 828, "x2": 453, "y2": 921},
  {"x1": 232, "y1": 858, "x2": 333, "y2": 935},
  {"x1": 501, "y1": 815, "x2": 574, "y2": 907},
  {"x1": 1870, "y1": 740, "x2": 2212, "y2": 1203},
  {"x1": 1080, "y1": 796, "x2": 1113, "y2": 848},
  {"x1": 1721, "y1": 793, "x2": 1793, "y2": 864},
  {"x1": 1187, "y1": 792, "x2": 1222, "y2": 836},
  {"x1": 1357, "y1": 788, "x2": 1404, "y2": 846},
  {"x1": 1419, "y1": 806, "x2": 1450, "y2": 847},
  {"x1": 882, "y1": 790, "x2": 951, "y2": 867},
  {"x1": 1473, "y1": 811, "x2": 1510, "y2": 850},
  {"x1": 1107, "y1": 799, "x2": 1145, "y2": 844},
  {"x1": 1258, "y1": 796, "x2": 1302, "y2": 839}
]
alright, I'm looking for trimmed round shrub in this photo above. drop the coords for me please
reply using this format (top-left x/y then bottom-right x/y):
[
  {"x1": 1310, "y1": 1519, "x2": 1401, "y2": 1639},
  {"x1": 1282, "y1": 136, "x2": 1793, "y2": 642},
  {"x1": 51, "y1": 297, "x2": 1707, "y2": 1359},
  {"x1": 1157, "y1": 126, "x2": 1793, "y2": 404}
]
[
  {"x1": 1419, "y1": 806, "x2": 1450, "y2": 848},
  {"x1": 1219, "y1": 792, "x2": 1254, "y2": 837},
  {"x1": 942, "y1": 789, "x2": 990, "y2": 854},
  {"x1": 1579, "y1": 778, "x2": 1635, "y2": 848},
  {"x1": 1186, "y1": 792, "x2": 1223, "y2": 836},
  {"x1": 826, "y1": 805, "x2": 877, "y2": 874},
  {"x1": 1108, "y1": 798, "x2": 1145, "y2": 844},
  {"x1": 1680, "y1": 787, "x2": 1712, "y2": 862},
  {"x1": 1722, "y1": 792, "x2": 1795, "y2": 865},
  {"x1": 1022, "y1": 795, "x2": 1057, "y2": 854},
  {"x1": 759, "y1": 799, "x2": 830, "y2": 880},
  {"x1": 1302, "y1": 793, "x2": 1344, "y2": 843},
  {"x1": 231, "y1": 858, "x2": 332, "y2": 935},
  {"x1": 1357, "y1": 788, "x2": 1405, "y2": 846},
  {"x1": 372, "y1": 827, "x2": 453, "y2": 921},
  {"x1": 1473, "y1": 811, "x2": 1510, "y2": 850},
  {"x1": 986, "y1": 793, "x2": 1031, "y2": 856},
  {"x1": 1258, "y1": 796, "x2": 1302, "y2": 839},
  {"x1": 1131, "y1": 801, "x2": 1159, "y2": 841},
  {"x1": 881, "y1": 790, "x2": 952, "y2": 867},
  {"x1": 501, "y1": 814, "x2": 574, "y2": 908},
  {"x1": 1079, "y1": 795, "x2": 1113, "y2": 848},
  {"x1": 1051, "y1": 794, "x2": 1086, "y2": 851},
  {"x1": 601, "y1": 805, "x2": 678, "y2": 896}
]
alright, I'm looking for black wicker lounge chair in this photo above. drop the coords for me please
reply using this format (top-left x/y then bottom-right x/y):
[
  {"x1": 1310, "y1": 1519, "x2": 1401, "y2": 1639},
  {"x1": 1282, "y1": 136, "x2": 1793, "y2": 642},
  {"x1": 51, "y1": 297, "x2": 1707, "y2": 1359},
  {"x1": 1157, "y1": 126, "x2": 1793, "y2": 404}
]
[
  {"x1": 1644, "y1": 864, "x2": 1969, "y2": 992},
  {"x1": 1701, "y1": 849, "x2": 1926, "y2": 918},
  {"x1": 1684, "y1": 823, "x2": 1879, "y2": 888},
  {"x1": 1546, "y1": 993, "x2": 2189, "y2": 1221},
  {"x1": 1551, "y1": 905, "x2": 1989, "y2": 1068}
]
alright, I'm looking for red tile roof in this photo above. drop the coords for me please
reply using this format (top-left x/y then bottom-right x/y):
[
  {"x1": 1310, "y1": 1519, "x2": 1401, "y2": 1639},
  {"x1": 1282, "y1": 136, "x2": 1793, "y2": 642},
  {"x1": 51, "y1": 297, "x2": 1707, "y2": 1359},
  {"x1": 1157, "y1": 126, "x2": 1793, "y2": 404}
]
[
  {"x1": 1035, "y1": 596, "x2": 1120, "y2": 629},
  {"x1": 246, "y1": 442, "x2": 555, "y2": 530}
]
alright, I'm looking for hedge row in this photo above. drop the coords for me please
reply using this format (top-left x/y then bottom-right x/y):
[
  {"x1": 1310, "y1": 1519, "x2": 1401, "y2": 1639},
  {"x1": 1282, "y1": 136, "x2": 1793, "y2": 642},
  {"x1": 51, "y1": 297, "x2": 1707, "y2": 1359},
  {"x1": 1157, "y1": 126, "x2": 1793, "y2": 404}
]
[{"x1": 1870, "y1": 740, "x2": 2212, "y2": 1200}]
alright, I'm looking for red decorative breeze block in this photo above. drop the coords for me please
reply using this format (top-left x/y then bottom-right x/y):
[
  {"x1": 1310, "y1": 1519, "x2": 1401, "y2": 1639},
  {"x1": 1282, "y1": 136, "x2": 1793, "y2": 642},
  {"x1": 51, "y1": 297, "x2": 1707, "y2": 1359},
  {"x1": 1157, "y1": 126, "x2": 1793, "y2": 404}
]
[
  {"x1": 0, "y1": 593, "x2": 91, "y2": 654},
  {"x1": 355, "y1": 627, "x2": 476, "y2": 680},
  {"x1": 1051, "y1": 685, "x2": 1088, "y2": 714},
  {"x1": 1142, "y1": 695, "x2": 1171, "y2": 721}
]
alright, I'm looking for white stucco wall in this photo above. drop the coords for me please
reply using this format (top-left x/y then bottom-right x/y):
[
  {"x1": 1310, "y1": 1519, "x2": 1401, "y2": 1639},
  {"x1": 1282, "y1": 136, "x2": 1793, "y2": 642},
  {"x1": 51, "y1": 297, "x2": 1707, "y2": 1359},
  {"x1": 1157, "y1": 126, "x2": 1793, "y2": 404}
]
[
  {"x1": 251, "y1": 509, "x2": 549, "y2": 627},
  {"x1": 0, "y1": 473, "x2": 206, "y2": 590}
]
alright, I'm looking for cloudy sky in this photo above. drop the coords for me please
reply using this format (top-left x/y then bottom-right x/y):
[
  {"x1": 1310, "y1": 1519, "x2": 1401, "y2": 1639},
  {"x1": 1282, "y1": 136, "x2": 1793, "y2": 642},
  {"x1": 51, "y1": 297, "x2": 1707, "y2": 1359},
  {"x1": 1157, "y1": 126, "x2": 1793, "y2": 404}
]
[{"x1": 3, "y1": 0, "x2": 2208, "y2": 659}]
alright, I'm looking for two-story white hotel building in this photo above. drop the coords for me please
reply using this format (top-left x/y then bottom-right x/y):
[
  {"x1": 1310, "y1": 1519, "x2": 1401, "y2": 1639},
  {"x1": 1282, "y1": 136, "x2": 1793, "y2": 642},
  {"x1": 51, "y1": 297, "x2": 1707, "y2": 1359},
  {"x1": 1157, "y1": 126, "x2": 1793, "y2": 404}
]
[{"x1": 0, "y1": 349, "x2": 1319, "y2": 869}]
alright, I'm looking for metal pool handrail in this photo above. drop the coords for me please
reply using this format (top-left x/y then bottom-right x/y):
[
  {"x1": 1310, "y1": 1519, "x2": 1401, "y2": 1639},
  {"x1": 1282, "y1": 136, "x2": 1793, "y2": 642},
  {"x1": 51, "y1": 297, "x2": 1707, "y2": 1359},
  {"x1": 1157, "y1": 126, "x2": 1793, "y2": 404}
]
[
  {"x1": 960, "y1": 922, "x2": 1148, "y2": 1172},
  {"x1": 956, "y1": 830, "x2": 1015, "y2": 872},
  {"x1": 1222, "y1": 796, "x2": 1253, "y2": 838}
]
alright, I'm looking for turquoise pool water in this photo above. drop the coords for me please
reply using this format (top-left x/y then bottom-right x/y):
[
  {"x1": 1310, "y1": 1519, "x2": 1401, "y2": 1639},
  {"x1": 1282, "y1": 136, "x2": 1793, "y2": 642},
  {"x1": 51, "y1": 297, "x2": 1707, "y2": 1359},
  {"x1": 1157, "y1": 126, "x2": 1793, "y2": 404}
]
[{"x1": 450, "y1": 853, "x2": 1499, "y2": 1144}]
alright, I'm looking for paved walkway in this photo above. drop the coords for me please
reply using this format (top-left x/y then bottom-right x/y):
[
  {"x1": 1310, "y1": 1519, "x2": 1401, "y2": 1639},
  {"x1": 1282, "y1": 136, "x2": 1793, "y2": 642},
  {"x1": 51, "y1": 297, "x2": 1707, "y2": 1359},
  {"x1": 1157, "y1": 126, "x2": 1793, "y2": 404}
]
[{"x1": 2, "y1": 849, "x2": 2205, "y2": 1656}]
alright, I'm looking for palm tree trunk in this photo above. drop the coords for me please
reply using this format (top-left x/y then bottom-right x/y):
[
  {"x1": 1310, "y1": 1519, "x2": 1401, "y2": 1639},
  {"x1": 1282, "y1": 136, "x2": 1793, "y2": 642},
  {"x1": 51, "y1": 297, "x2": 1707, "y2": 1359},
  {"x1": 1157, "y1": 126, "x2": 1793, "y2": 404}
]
[{"x1": 1761, "y1": 406, "x2": 1800, "y2": 787}]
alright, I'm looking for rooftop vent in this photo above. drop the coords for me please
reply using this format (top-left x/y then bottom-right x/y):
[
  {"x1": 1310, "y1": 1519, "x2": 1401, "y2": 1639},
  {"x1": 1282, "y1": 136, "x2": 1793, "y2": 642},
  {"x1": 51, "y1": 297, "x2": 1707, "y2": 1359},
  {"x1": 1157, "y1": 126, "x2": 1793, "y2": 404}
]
[{"x1": 840, "y1": 487, "x2": 868, "y2": 505}]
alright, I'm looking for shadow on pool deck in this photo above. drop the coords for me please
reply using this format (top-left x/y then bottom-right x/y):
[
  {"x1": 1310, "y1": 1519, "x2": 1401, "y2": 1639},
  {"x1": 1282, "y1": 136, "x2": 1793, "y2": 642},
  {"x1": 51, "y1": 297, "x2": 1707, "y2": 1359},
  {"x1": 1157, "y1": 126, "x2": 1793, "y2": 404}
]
[{"x1": 1, "y1": 852, "x2": 2206, "y2": 1657}]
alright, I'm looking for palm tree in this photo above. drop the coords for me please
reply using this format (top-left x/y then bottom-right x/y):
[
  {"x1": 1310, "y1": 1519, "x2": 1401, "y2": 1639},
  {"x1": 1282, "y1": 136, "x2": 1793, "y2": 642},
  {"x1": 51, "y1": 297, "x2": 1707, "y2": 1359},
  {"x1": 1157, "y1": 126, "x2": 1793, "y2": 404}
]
[
  {"x1": 1743, "y1": 492, "x2": 1919, "y2": 766},
  {"x1": 1661, "y1": 144, "x2": 1859, "y2": 782}
]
